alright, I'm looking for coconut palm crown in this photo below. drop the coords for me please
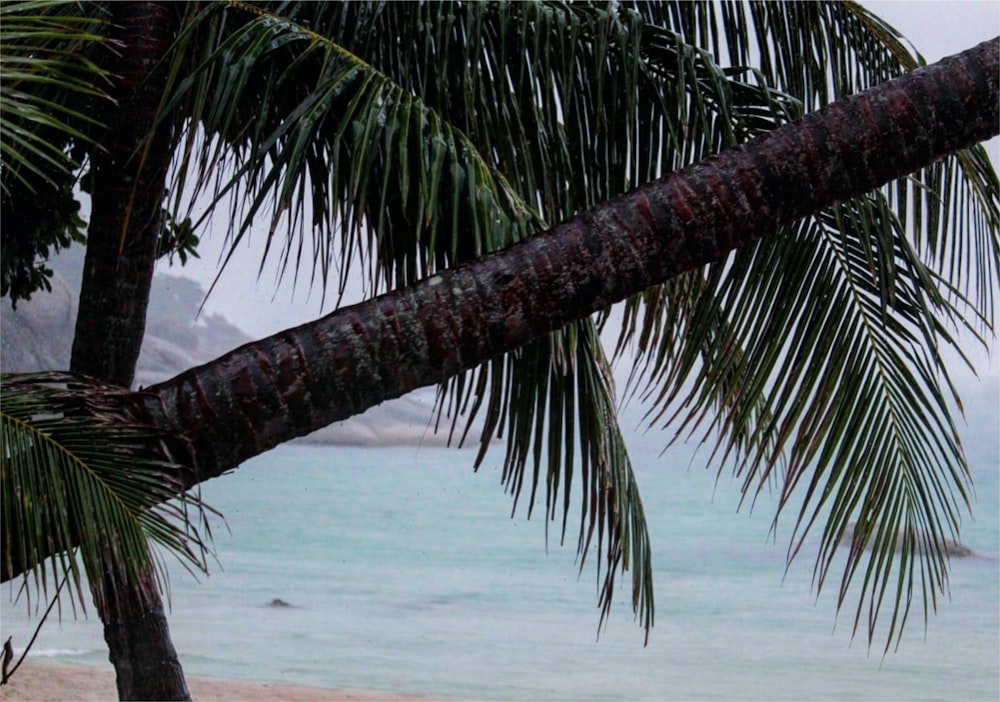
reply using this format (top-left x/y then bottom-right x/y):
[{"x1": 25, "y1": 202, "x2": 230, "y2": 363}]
[{"x1": 1, "y1": 1, "x2": 997, "y2": 671}]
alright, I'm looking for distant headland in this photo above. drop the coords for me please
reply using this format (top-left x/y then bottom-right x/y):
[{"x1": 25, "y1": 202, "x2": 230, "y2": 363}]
[{"x1": 1, "y1": 249, "x2": 475, "y2": 448}]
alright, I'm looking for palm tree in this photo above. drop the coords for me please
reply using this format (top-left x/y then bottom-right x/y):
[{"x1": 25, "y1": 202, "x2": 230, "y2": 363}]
[
  {"x1": 4, "y1": 3, "x2": 194, "y2": 696},
  {"x1": 2, "y1": 1, "x2": 997, "y2": 698}
]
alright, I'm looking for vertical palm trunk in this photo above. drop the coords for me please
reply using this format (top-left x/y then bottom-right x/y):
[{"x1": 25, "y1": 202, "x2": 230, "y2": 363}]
[
  {"x1": 69, "y1": 2, "x2": 189, "y2": 700},
  {"x1": 137, "y1": 39, "x2": 998, "y2": 483},
  {"x1": 71, "y1": 1, "x2": 172, "y2": 387}
]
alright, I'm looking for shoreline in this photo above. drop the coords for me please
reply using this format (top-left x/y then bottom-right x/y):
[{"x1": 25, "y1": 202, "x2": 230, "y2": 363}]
[{"x1": 0, "y1": 661, "x2": 434, "y2": 701}]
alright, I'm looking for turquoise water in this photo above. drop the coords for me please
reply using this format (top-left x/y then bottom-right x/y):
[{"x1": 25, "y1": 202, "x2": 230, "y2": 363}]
[{"x1": 3, "y1": 402, "x2": 998, "y2": 700}]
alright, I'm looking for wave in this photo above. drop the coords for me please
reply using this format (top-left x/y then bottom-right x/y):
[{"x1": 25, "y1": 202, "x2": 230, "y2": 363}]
[{"x1": 30, "y1": 648, "x2": 91, "y2": 658}]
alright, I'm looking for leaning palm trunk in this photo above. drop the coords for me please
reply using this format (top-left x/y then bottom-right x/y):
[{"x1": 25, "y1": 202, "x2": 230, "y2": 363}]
[
  {"x1": 67, "y1": 2, "x2": 191, "y2": 699},
  {"x1": 137, "y1": 39, "x2": 998, "y2": 483},
  {"x1": 3, "y1": 36, "x2": 997, "y2": 666}
]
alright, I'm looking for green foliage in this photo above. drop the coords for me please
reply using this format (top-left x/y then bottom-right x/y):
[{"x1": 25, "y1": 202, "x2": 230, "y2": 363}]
[
  {"x1": 0, "y1": 1, "x2": 110, "y2": 304},
  {"x1": 158, "y1": 210, "x2": 200, "y2": 266},
  {"x1": 0, "y1": 0, "x2": 109, "y2": 193},
  {"x1": 610, "y1": 2, "x2": 997, "y2": 649},
  {"x1": 442, "y1": 321, "x2": 655, "y2": 638},
  {"x1": 156, "y1": 0, "x2": 995, "y2": 648},
  {"x1": 647, "y1": 0, "x2": 999, "y2": 325},
  {"x1": 158, "y1": 0, "x2": 800, "y2": 640},
  {"x1": 0, "y1": 373, "x2": 216, "y2": 611},
  {"x1": 0, "y1": 180, "x2": 86, "y2": 306},
  {"x1": 0, "y1": 0, "x2": 996, "y2": 651}
]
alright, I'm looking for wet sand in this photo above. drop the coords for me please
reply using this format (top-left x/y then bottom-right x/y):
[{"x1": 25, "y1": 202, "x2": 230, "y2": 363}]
[{"x1": 0, "y1": 661, "x2": 432, "y2": 701}]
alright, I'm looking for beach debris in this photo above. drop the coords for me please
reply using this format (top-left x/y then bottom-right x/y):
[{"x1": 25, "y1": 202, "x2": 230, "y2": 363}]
[{"x1": 1, "y1": 637, "x2": 12, "y2": 685}]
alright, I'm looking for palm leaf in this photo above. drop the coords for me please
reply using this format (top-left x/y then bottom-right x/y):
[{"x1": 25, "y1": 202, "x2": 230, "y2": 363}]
[
  {"x1": 603, "y1": 2, "x2": 996, "y2": 650},
  {"x1": 149, "y1": 0, "x2": 794, "y2": 638},
  {"x1": 57, "y1": 0, "x2": 991, "y2": 649},
  {"x1": 0, "y1": 0, "x2": 111, "y2": 196},
  {"x1": 0, "y1": 0, "x2": 110, "y2": 304},
  {"x1": 741, "y1": 0, "x2": 998, "y2": 334},
  {"x1": 618, "y1": 188, "x2": 985, "y2": 650},
  {"x1": 0, "y1": 372, "x2": 217, "y2": 612},
  {"x1": 438, "y1": 320, "x2": 654, "y2": 640},
  {"x1": 161, "y1": 1, "x2": 797, "y2": 291}
]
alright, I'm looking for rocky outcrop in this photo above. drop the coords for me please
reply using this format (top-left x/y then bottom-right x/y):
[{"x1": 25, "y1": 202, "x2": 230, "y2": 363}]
[
  {"x1": 1, "y1": 271, "x2": 78, "y2": 373},
  {"x1": 297, "y1": 390, "x2": 477, "y2": 448},
  {"x1": 0, "y1": 269, "x2": 253, "y2": 388}
]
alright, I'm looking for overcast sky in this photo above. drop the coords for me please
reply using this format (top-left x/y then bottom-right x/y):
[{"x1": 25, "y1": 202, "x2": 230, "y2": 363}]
[{"x1": 164, "y1": 1, "x2": 1000, "y2": 381}]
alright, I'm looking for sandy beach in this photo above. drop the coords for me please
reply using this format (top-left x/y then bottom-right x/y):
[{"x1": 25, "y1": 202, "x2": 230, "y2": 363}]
[{"x1": 0, "y1": 661, "x2": 432, "y2": 701}]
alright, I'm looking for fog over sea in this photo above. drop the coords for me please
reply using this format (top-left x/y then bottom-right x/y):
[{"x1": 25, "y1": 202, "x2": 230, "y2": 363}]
[{"x1": 3, "y1": 380, "x2": 997, "y2": 701}]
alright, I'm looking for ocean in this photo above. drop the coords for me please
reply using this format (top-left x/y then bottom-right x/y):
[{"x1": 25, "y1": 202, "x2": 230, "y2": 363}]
[{"x1": 3, "y1": 399, "x2": 998, "y2": 701}]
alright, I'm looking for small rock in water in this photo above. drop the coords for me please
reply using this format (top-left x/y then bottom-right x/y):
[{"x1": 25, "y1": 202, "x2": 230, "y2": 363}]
[
  {"x1": 268, "y1": 598, "x2": 292, "y2": 607},
  {"x1": 840, "y1": 522, "x2": 975, "y2": 558}
]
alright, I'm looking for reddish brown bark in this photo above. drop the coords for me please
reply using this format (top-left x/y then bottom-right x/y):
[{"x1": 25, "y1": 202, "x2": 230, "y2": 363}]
[{"x1": 135, "y1": 39, "x2": 998, "y2": 485}]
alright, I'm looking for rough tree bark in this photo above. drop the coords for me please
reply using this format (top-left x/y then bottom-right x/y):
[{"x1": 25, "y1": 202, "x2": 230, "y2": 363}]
[
  {"x1": 68, "y1": 2, "x2": 191, "y2": 700},
  {"x1": 134, "y1": 39, "x2": 999, "y2": 486},
  {"x1": 4, "y1": 38, "x2": 998, "y2": 610}
]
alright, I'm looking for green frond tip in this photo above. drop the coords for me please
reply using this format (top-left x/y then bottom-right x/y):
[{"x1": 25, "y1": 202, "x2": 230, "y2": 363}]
[
  {"x1": 443, "y1": 320, "x2": 654, "y2": 642},
  {"x1": 615, "y1": 188, "x2": 981, "y2": 650},
  {"x1": 0, "y1": 372, "x2": 219, "y2": 613}
]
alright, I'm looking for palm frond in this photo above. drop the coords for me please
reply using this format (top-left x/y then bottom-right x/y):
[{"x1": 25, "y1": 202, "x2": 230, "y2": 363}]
[
  {"x1": 636, "y1": 0, "x2": 998, "y2": 328},
  {"x1": 163, "y1": 1, "x2": 797, "y2": 295},
  {"x1": 437, "y1": 319, "x2": 654, "y2": 639},
  {"x1": 125, "y1": 0, "x2": 994, "y2": 648},
  {"x1": 0, "y1": 0, "x2": 110, "y2": 304},
  {"x1": 617, "y1": 187, "x2": 982, "y2": 649},
  {"x1": 0, "y1": 0, "x2": 111, "y2": 196},
  {"x1": 602, "y1": 1, "x2": 996, "y2": 650},
  {"x1": 0, "y1": 372, "x2": 217, "y2": 612},
  {"x1": 163, "y1": 1, "x2": 539, "y2": 302},
  {"x1": 150, "y1": 0, "x2": 794, "y2": 638}
]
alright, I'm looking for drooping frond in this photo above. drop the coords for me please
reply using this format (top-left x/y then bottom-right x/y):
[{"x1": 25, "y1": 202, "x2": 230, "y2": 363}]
[
  {"x1": 152, "y1": 0, "x2": 795, "y2": 638},
  {"x1": 437, "y1": 320, "x2": 654, "y2": 639},
  {"x1": 630, "y1": 0, "x2": 998, "y2": 327},
  {"x1": 623, "y1": 191, "x2": 979, "y2": 647},
  {"x1": 738, "y1": 0, "x2": 999, "y2": 332},
  {"x1": 164, "y1": 1, "x2": 537, "y2": 302},
  {"x1": 608, "y1": 3, "x2": 997, "y2": 650},
  {"x1": 0, "y1": 372, "x2": 216, "y2": 611}
]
